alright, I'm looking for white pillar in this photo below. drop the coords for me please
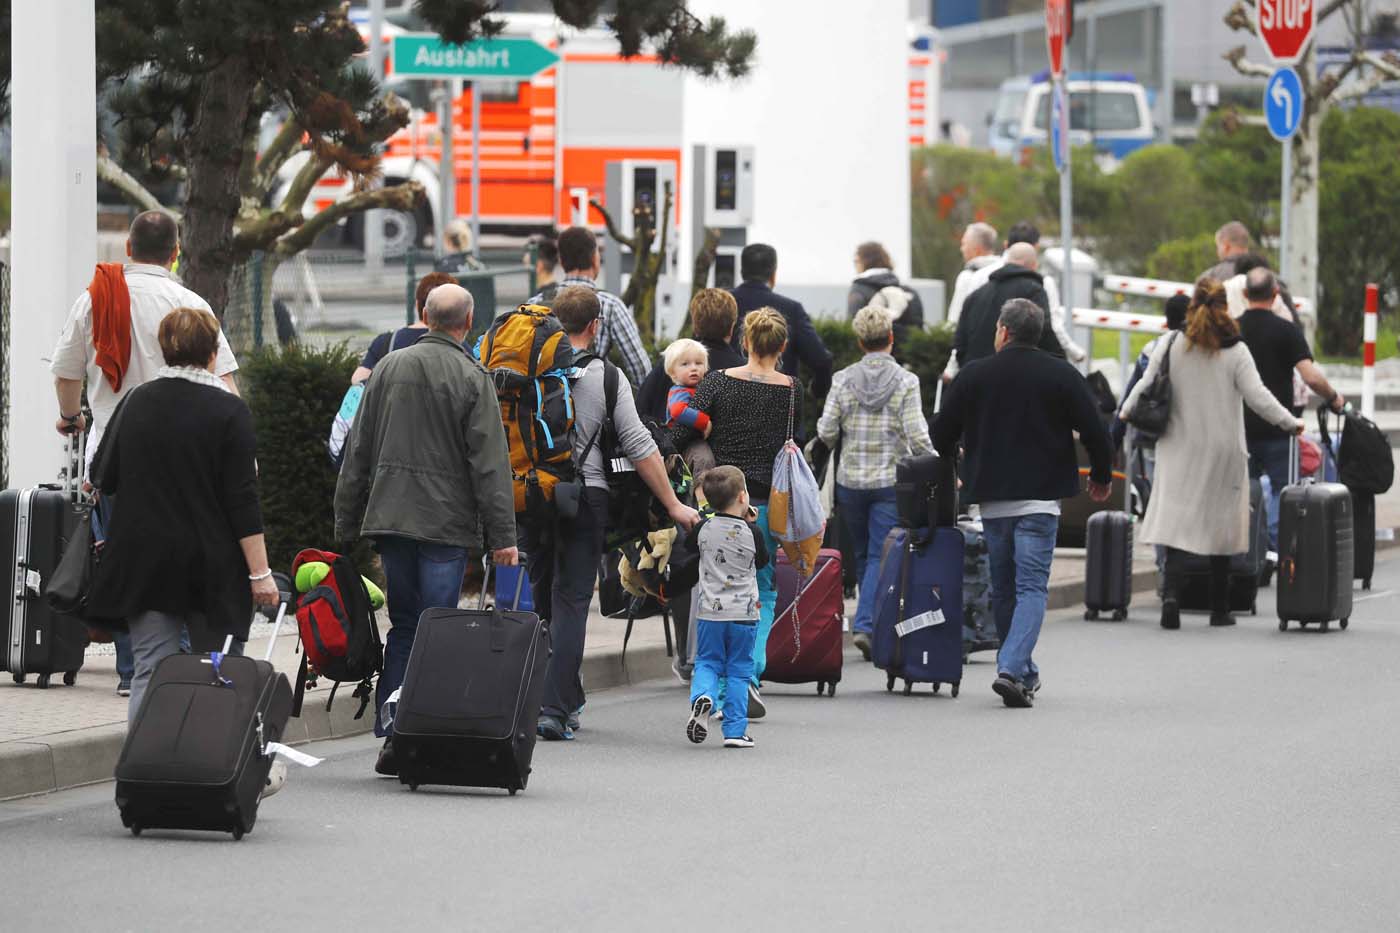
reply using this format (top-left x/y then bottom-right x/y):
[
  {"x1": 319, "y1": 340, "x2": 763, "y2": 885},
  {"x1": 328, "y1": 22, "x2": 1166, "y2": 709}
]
[{"x1": 8, "y1": 1, "x2": 96, "y2": 487}]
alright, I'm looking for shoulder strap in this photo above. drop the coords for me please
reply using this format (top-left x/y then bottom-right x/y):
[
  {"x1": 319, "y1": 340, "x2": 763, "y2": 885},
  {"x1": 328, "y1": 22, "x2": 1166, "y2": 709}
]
[{"x1": 574, "y1": 359, "x2": 620, "y2": 465}]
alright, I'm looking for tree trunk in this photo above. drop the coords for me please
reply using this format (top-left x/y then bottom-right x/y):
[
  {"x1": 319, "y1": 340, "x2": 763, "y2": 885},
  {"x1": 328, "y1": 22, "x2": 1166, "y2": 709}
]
[{"x1": 181, "y1": 56, "x2": 257, "y2": 320}]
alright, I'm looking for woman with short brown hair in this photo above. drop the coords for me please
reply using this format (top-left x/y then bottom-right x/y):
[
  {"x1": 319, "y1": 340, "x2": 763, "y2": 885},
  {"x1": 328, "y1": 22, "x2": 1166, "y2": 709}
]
[
  {"x1": 87, "y1": 307, "x2": 279, "y2": 721},
  {"x1": 1122, "y1": 279, "x2": 1303, "y2": 631}
]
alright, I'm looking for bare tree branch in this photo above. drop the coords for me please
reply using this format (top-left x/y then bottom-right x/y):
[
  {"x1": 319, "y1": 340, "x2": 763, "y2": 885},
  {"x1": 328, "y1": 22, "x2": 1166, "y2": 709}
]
[
  {"x1": 1225, "y1": 1, "x2": 1257, "y2": 37},
  {"x1": 1333, "y1": 50, "x2": 1400, "y2": 101},
  {"x1": 272, "y1": 181, "x2": 425, "y2": 257},
  {"x1": 232, "y1": 208, "x2": 305, "y2": 252},
  {"x1": 279, "y1": 150, "x2": 336, "y2": 216},
  {"x1": 1319, "y1": 0, "x2": 1353, "y2": 23},
  {"x1": 1223, "y1": 45, "x2": 1276, "y2": 79},
  {"x1": 97, "y1": 152, "x2": 169, "y2": 214},
  {"x1": 589, "y1": 198, "x2": 630, "y2": 247},
  {"x1": 252, "y1": 118, "x2": 307, "y2": 199}
]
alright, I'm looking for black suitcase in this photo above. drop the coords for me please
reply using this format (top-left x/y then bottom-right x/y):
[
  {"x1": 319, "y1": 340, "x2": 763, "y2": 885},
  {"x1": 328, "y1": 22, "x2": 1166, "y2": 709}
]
[
  {"x1": 393, "y1": 567, "x2": 550, "y2": 794},
  {"x1": 1178, "y1": 477, "x2": 1265, "y2": 614},
  {"x1": 1352, "y1": 490, "x2": 1376, "y2": 590},
  {"x1": 1, "y1": 438, "x2": 89, "y2": 687},
  {"x1": 1277, "y1": 482, "x2": 1354, "y2": 632},
  {"x1": 895, "y1": 454, "x2": 940, "y2": 529},
  {"x1": 1084, "y1": 510, "x2": 1133, "y2": 621},
  {"x1": 115, "y1": 606, "x2": 294, "y2": 839}
]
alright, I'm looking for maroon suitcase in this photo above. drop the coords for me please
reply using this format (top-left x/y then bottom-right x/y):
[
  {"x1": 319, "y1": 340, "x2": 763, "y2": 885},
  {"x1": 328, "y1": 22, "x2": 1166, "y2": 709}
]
[{"x1": 765, "y1": 548, "x2": 845, "y2": 696}]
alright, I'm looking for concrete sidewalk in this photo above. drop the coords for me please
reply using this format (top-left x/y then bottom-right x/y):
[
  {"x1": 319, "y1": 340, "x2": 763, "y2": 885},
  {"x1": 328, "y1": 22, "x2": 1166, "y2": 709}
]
[{"x1": 0, "y1": 551, "x2": 1155, "y2": 801}]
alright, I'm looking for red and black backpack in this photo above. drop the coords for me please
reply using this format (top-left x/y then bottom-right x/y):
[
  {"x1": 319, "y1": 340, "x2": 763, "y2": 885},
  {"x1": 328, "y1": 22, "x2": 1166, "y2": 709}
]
[{"x1": 290, "y1": 548, "x2": 384, "y2": 719}]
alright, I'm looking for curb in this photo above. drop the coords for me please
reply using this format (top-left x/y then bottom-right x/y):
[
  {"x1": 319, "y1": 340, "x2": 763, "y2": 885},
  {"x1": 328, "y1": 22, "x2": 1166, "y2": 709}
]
[{"x1": 0, "y1": 636, "x2": 677, "y2": 803}]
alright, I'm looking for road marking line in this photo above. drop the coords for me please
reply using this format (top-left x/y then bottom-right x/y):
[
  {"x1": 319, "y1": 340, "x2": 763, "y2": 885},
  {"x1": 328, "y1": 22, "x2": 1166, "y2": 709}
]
[{"x1": 1352, "y1": 590, "x2": 1394, "y2": 603}]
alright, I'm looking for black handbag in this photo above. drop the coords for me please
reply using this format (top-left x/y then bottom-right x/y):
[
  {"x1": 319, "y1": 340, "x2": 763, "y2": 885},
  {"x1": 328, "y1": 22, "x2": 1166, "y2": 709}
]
[
  {"x1": 1126, "y1": 332, "x2": 1178, "y2": 438},
  {"x1": 47, "y1": 508, "x2": 96, "y2": 616}
]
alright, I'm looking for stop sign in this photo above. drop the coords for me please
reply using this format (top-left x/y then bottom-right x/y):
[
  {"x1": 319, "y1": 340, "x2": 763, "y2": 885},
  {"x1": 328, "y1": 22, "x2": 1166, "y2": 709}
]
[
  {"x1": 1046, "y1": 0, "x2": 1069, "y2": 75},
  {"x1": 1257, "y1": 0, "x2": 1315, "y2": 64}
]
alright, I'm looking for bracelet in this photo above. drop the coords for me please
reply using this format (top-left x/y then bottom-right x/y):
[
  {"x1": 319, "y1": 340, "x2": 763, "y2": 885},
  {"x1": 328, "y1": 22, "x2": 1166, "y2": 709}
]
[
  {"x1": 60, "y1": 412, "x2": 80, "y2": 424},
  {"x1": 248, "y1": 569, "x2": 273, "y2": 582}
]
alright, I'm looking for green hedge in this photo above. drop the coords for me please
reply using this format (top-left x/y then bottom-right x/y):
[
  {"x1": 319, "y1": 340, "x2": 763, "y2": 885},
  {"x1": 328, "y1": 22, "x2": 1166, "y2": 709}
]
[
  {"x1": 241, "y1": 342, "x2": 375, "y2": 577},
  {"x1": 804, "y1": 319, "x2": 953, "y2": 438}
]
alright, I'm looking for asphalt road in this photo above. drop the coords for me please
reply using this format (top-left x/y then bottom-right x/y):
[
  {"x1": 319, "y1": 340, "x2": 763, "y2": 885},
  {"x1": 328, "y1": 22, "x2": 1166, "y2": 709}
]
[{"x1": 4, "y1": 556, "x2": 1399, "y2": 931}]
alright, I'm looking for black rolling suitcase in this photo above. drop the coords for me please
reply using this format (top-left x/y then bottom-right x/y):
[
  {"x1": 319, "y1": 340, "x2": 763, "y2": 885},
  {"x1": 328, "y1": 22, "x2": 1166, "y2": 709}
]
[
  {"x1": 393, "y1": 564, "x2": 550, "y2": 794},
  {"x1": 1084, "y1": 511, "x2": 1133, "y2": 621},
  {"x1": 1178, "y1": 477, "x2": 1265, "y2": 615},
  {"x1": 1277, "y1": 481, "x2": 1354, "y2": 632},
  {"x1": 115, "y1": 604, "x2": 294, "y2": 840},
  {"x1": 1, "y1": 437, "x2": 89, "y2": 687}
]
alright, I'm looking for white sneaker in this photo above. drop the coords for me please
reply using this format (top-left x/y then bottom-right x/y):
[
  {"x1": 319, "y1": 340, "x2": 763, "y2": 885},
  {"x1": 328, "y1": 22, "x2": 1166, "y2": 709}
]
[
  {"x1": 723, "y1": 735, "x2": 755, "y2": 749},
  {"x1": 261, "y1": 760, "x2": 287, "y2": 799}
]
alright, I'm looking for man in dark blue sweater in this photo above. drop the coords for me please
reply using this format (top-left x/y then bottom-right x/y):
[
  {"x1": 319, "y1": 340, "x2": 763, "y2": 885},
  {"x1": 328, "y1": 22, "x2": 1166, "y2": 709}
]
[
  {"x1": 934, "y1": 298, "x2": 1113, "y2": 709},
  {"x1": 729, "y1": 244, "x2": 834, "y2": 400}
]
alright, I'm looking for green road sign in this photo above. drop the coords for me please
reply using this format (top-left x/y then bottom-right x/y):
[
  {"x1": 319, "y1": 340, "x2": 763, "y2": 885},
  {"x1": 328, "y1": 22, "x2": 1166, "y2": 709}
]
[{"x1": 392, "y1": 35, "x2": 559, "y2": 79}]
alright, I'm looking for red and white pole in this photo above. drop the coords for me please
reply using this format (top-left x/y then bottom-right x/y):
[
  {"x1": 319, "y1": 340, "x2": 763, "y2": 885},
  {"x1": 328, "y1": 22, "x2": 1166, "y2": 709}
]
[{"x1": 1362, "y1": 283, "x2": 1379, "y2": 419}]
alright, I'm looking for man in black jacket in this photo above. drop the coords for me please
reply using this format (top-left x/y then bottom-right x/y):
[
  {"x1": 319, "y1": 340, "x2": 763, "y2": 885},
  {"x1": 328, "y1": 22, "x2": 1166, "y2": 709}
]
[
  {"x1": 935, "y1": 299, "x2": 1112, "y2": 708},
  {"x1": 952, "y1": 242, "x2": 1063, "y2": 370},
  {"x1": 730, "y1": 243, "x2": 834, "y2": 399}
]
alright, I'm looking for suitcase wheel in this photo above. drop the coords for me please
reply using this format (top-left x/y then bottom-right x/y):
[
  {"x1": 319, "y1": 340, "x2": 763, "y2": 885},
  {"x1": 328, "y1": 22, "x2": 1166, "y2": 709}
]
[
  {"x1": 36, "y1": 674, "x2": 50, "y2": 689},
  {"x1": 902, "y1": 680, "x2": 912, "y2": 696},
  {"x1": 951, "y1": 682, "x2": 960, "y2": 698},
  {"x1": 886, "y1": 674, "x2": 896, "y2": 693},
  {"x1": 508, "y1": 787, "x2": 519, "y2": 796},
  {"x1": 827, "y1": 682, "x2": 837, "y2": 698},
  {"x1": 1251, "y1": 603, "x2": 1257, "y2": 617},
  {"x1": 408, "y1": 782, "x2": 419, "y2": 792},
  {"x1": 1340, "y1": 618, "x2": 1349, "y2": 631},
  {"x1": 815, "y1": 682, "x2": 825, "y2": 697},
  {"x1": 1111, "y1": 610, "x2": 1127, "y2": 622},
  {"x1": 63, "y1": 671, "x2": 77, "y2": 686},
  {"x1": 1320, "y1": 621, "x2": 1330, "y2": 632},
  {"x1": 129, "y1": 824, "x2": 142, "y2": 837},
  {"x1": 11, "y1": 673, "x2": 23, "y2": 685},
  {"x1": 1279, "y1": 619, "x2": 1288, "y2": 632},
  {"x1": 1363, "y1": 579, "x2": 1372, "y2": 591},
  {"x1": 932, "y1": 682, "x2": 941, "y2": 695},
  {"x1": 232, "y1": 826, "x2": 245, "y2": 841},
  {"x1": 1084, "y1": 610, "x2": 1099, "y2": 621}
]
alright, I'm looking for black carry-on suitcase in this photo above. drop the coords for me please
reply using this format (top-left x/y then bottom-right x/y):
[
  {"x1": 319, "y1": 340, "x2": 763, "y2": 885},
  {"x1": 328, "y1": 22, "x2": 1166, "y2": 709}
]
[
  {"x1": 1277, "y1": 435, "x2": 1354, "y2": 633},
  {"x1": 393, "y1": 562, "x2": 550, "y2": 794},
  {"x1": 115, "y1": 604, "x2": 294, "y2": 839},
  {"x1": 1084, "y1": 511, "x2": 1133, "y2": 621},
  {"x1": 1, "y1": 435, "x2": 89, "y2": 687}
]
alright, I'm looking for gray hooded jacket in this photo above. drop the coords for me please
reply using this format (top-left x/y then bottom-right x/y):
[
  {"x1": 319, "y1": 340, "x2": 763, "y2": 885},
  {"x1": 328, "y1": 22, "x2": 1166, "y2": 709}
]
[{"x1": 816, "y1": 352, "x2": 933, "y2": 490}]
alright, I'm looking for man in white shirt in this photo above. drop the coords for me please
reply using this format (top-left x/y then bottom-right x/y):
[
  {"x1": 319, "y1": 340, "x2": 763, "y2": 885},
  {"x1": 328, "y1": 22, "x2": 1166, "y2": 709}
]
[
  {"x1": 50, "y1": 210, "x2": 239, "y2": 471},
  {"x1": 946, "y1": 222, "x2": 1000, "y2": 324},
  {"x1": 49, "y1": 210, "x2": 239, "y2": 698}
]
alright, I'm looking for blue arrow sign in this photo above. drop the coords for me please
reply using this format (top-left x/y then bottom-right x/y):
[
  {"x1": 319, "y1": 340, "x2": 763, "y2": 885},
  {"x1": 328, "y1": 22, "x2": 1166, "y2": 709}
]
[
  {"x1": 1051, "y1": 80, "x2": 1069, "y2": 173},
  {"x1": 392, "y1": 35, "x2": 559, "y2": 79},
  {"x1": 1265, "y1": 67, "x2": 1303, "y2": 141}
]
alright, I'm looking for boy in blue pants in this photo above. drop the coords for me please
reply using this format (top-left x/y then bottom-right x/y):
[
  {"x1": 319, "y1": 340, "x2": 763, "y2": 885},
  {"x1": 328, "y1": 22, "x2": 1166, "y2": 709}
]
[{"x1": 683, "y1": 466, "x2": 769, "y2": 749}]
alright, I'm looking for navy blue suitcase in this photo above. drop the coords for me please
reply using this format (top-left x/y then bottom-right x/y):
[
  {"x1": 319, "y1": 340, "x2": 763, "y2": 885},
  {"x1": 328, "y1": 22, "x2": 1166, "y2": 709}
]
[{"x1": 871, "y1": 527, "x2": 964, "y2": 697}]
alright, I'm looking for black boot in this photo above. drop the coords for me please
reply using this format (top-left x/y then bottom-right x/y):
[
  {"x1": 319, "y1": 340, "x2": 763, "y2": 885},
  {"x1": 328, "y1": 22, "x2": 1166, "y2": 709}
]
[
  {"x1": 1160, "y1": 548, "x2": 1182, "y2": 630},
  {"x1": 1208, "y1": 555, "x2": 1235, "y2": 627}
]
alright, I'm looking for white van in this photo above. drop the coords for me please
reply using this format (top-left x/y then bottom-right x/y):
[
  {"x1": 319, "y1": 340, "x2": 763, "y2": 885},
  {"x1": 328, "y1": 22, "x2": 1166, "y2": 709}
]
[{"x1": 989, "y1": 72, "x2": 1155, "y2": 166}]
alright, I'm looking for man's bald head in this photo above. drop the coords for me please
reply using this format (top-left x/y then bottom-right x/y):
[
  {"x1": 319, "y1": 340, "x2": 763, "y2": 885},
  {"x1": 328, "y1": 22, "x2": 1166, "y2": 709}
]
[
  {"x1": 1243, "y1": 267, "x2": 1278, "y2": 306},
  {"x1": 424, "y1": 283, "x2": 474, "y2": 335},
  {"x1": 1005, "y1": 241, "x2": 1038, "y2": 270}
]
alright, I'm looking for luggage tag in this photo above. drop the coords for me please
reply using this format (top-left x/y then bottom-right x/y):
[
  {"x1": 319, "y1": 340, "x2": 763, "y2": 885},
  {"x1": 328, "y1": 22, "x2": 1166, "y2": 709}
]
[{"x1": 895, "y1": 588, "x2": 946, "y2": 638}]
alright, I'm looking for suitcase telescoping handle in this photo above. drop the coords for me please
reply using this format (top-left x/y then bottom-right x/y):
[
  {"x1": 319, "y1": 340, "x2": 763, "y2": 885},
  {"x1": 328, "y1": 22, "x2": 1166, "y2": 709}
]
[
  {"x1": 477, "y1": 555, "x2": 528, "y2": 612},
  {"x1": 216, "y1": 601, "x2": 288, "y2": 663},
  {"x1": 1290, "y1": 431, "x2": 1301, "y2": 487}
]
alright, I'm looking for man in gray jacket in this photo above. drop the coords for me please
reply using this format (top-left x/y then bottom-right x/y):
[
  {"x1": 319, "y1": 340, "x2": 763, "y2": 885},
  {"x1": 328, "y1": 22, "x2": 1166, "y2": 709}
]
[{"x1": 335, "y1": 283, "x2": 517, "y2": 775}]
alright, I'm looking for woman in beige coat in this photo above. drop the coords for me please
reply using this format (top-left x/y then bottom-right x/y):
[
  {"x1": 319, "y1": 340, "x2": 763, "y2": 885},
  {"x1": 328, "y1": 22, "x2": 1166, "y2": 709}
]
[{"x1": 1123, "y1": 279, "x2": 1304, "y2": 630}]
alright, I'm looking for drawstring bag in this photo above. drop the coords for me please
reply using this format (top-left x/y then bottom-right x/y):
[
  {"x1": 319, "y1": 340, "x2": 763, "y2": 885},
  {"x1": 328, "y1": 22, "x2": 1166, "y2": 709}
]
[{"x1": 767, "y1": 383, "x2": 825, "y2": 577}]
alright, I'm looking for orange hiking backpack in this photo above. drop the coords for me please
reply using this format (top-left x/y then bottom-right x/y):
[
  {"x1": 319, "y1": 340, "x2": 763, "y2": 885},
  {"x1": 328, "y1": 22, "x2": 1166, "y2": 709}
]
[{"x1": 477, "y1": 304, "x2": 578, "y2": 516}]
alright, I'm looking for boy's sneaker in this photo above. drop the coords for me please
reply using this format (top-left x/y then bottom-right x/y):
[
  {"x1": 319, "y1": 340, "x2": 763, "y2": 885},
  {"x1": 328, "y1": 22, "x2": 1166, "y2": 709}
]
[
  {"x1": 852, "y1": 632, "x2": 872, "y2": 661},
  {"x1": 686, "y1": 696, "x2": 713, "y2": 744},
  {"x1": 537, "y1": 715, "x2": 574, "y2": 741},
  {"x1": 723, "y1": 735, "x2": 755, "y2": 749},
  {"x1": 567, "y1": 707, "x2": 582, "y2": 732},
  {"x1": 117, "y1": 682, "x2": 131, "y2": 698},
  {"x1": 747, "y1": 684, "x2": 766, "y2": 720},
  {"x1": 992, "y1": 673, "x2": 1033, "y2": 709}
]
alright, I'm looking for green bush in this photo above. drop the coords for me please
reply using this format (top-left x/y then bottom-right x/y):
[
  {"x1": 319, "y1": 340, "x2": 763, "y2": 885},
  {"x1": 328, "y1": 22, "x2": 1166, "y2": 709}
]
[
  {"x1": 241, "y1": 342, "x2": 373, "y2": 576},
  {"x1": 1145, "y1": 232, "x2": 1219, "y2": 283},
  {"x1": 1095, "y1": 145, "x2": 1209, "y2": 275},
  {"x1": 804, "y1": 319, "x2": 953, "y2": 438}
]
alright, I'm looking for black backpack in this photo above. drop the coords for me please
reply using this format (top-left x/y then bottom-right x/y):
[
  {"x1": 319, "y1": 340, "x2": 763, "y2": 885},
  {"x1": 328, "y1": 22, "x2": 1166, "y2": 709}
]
[{"x1": 1322, "y1": 408, "x2": 1394, "y2": 495}]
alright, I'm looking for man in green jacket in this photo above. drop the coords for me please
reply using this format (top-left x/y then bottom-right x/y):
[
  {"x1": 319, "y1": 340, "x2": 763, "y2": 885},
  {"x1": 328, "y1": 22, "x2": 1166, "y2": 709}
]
[{"x1": 335, "y1": 283, "x2": 517, "y2": 775}]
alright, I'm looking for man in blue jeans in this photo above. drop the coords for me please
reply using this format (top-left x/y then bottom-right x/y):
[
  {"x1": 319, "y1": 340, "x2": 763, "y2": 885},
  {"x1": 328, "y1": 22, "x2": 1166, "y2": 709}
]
[
  {"x1": 335, "y1": 284, "x2": 518, "y2": 774},
  {"x1": 816, "y1": 305, "x2": 933, "y2": 658},
  {"x1": 934, "y1": 299, "x2": 1113, "y2": 708}
]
